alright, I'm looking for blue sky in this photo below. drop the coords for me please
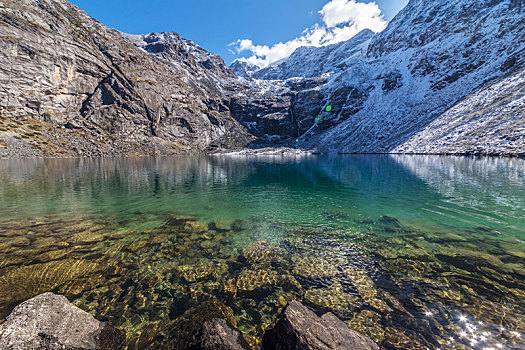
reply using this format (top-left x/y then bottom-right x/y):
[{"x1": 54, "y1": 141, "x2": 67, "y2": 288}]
[{"x1": 69, "y1": 0, "x2": 408, "y2": 66}]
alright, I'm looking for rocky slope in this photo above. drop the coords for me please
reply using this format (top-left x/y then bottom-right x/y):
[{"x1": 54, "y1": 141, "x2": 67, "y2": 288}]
[
  {"x1": 0, "y1": 0, "x2": 253, "y2": 158},
  {"x1": 232, "y1": 0, "x2": 525, "y2": 156},
  {"x1": 0, "y1": 0, "x2": 524, "y2": 157}
]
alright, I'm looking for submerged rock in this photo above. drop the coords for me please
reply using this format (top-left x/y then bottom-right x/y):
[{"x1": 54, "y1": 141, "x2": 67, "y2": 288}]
[
  {"x1": 304, "y1": 282, "x2": 359, "y2": 318},
  {"x1": 293, "y1": 256, "x2": 340, "y2": 281},
  {"x1": 0, "y1": 259, "x2": 106, "y2": 316},
  {"x1": 344, "y1": 267, "x2": 377, "y2": 301},
  {"x1": 241, "y1": 240, "x2": 287, "y2": 267},
  {"x1": 0, "y1": 292, "x2": 124, "y2": 350},
  {"x1": 262, "y1": 301, "x2": 379, "y2": 350},
  {"x1": 234, "y1": 268, "x2": 301, "y2": 296},
  {"x1": 347, "y1": 310, "x2": 385, "y2": 345},
  {"x1": 163, "y1": 299, "x2": 248, "y2": 350}
]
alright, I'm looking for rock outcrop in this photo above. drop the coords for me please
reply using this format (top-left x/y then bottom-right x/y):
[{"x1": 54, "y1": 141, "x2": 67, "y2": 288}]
[
  {"x1": 0, "y1": 292, "x2": 125, "y2": 350},
  {"x1": 0, "y1": 0, "x2": 253, "y2": 157},
  {"x1": 190, "y1": 318, "x2": 248, "y2": 350},
  {"x1": 1, "y1": 0, "x2": 524, "y2": 157},
  {"x1": 230, "y1": 60, "x2": 260, "y2": 80},
  {"x1": 231, "y1": 0, "x2": 525, "y2": 156},
  {"x1": 262, "y1": 301, "x2": 379, "y2": 350}
]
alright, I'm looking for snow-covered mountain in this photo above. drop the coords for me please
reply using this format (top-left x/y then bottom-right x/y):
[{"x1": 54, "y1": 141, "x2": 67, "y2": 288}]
[
  {"x1": 252, "y1": 29, "x2": 375, "y2": 80},
  {"x1": 1, "y1": 0, "x2": 523, "y2": 157},
  {"x1": 230, "y1": 0, "x2": 525, "y2": 155},
  {"x1": 122, "y1": 32, "x2": 236, "y2": 80},
  {"x1": 230, "y1": 60, "x2": 260, "y2": 79}
]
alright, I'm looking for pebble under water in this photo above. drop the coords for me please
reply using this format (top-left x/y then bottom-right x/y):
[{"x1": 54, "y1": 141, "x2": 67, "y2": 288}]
[{"x1": 0, "y1": 155, "x2": 524, "y2": 349}]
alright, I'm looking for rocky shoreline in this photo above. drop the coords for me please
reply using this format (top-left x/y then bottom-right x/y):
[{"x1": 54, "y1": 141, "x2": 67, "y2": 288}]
[
  {"x1": 213, "y1": 147, "x2": 315, "y2": 157},
  {"x1": 1, "y1": 146, "x2": 524, "y2": 160},
  {"x1": 0, "y1": 293, "x2": 378, "y2": 350}
]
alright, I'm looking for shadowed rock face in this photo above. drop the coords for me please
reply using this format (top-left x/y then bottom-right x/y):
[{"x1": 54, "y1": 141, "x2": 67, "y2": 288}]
[
  {"x1": 0, "y1": 0, "x2": 253, "y2": 157},
  {"x1": 0, "y1": 0, "x2": 524, "y2": 157},
  {"x1": 191, "y1": 318, "x2": 248, "y2": 350},
  {"x1": 130, "y1": 299, "x2": 249, "y2": 350},
  {"x1": 0, "y1": 292, "x2": 125, "y2": 350},
  {"x1": 262, "y1": 301, "x2": 379, "y2": 350}
]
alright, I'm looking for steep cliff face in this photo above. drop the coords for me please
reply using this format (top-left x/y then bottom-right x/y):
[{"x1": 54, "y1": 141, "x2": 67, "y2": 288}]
[
  {"x1": 393, "y1": 69, "x2": 525, "y2": 155},
  {"x1": 232, "y1": 0, "x2": 525, "y2": 155},
  {"x1": 0, "y1": 0, "x2": 253, "y2": 157},
  {"x1": 1, "y1": 0, "x2": 524, "y2": 158},
  {"x1": 312, "y1": 0, "x2": 525, "y2": 155}
]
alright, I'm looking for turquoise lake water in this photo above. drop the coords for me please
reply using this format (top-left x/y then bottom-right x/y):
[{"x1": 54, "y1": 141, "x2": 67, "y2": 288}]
[{"x1": 0, "y1": 155, "x2": 523, "y2": 349}]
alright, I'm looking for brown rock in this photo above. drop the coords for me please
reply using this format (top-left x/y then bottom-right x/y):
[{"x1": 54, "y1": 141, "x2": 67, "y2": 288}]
[
  {"x1": 262, "y1": 301, "x2": 379, "y2": 350},
  {"x1": 164, "y1": 300, "x2": 248, "y2": 350}
]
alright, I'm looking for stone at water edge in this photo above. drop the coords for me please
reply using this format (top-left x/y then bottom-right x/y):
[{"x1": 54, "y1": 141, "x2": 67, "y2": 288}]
[
  {"x1": 190, "y1": 318, "x2": 248, "y2": 350},
  {"x1": 0, "y1": 292, "x2": 125, "y2": 350},
  {"x1": 262, "y1": 301, "x2": 379, "y2": 350},
  {"x1": 159, "y1": 299, "x2": 249, "y2": 350}
]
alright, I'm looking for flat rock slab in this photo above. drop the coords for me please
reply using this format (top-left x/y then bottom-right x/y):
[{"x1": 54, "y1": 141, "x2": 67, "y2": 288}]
[
  {"x1": 0, "y1": 292, "x2": 124, "y2": 350},
  {"x1": 262, "y1": 301, "x2": 379, "y2": 350}
]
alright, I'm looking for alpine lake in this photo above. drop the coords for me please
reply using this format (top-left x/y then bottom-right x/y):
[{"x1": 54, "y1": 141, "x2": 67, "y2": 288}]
[{"x1": 0, "y1": 155, "x2": 523, "y2": 349}]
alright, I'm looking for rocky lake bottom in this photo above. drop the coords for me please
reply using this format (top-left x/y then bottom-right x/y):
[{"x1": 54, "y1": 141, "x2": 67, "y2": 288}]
[{"x1": 0, "y1": 155, "x2": 523, "y2": 349}]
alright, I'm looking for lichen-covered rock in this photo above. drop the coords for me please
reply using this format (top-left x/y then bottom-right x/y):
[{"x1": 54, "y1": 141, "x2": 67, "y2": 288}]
[
  {"x1": 0, "y1": 292, "x2": 124, "y2": 350},
  {"x1": 262, "y1": 301, "x2": 379, "y2": 350},
  {"x1": 241, "y1": 240, "x2": 287, "y2": 267},
  {"x1": 304, "y1": 283, "x2": 359, "y2": 318},
  {"x1": 293, "y1": 256, "x2": 339, "y2": 280}
]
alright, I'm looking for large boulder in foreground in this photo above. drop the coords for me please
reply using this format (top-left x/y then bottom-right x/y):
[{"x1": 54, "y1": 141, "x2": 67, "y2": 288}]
[
  {"x1": 0, "y1": 292, "x2": 124, "y2": 350},
  {"x1": 262, "y1": 301, "x2": 379, "y2": 350}
]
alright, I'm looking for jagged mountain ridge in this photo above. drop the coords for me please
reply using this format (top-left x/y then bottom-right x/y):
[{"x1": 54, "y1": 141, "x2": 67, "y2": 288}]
[
  {"x1": 0, "y1": 0, "x2": 523, "y2": 157},
  {"x1": 230, "y1": 0, "x2": 525, "y2": 155},
  {"x1": 251, "y1": 29, "x2": 375, "y2": 80},
  {"x1": 314, "y1": 0, "x2": 525, "y2": 154},
  {"x1": 0, "y1": 0, "x2": 253, "y2": 157}
]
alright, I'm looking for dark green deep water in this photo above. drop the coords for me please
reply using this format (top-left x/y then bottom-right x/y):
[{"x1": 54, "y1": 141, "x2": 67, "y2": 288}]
[{"x1": 0, "y1": 155, "x2": 523, "y2": 349}]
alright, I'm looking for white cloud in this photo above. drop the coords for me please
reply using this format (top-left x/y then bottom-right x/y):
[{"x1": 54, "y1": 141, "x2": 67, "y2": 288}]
[
  {"x1": 230, "y1": 0, "x2": 387, "y2": 68},
  {"x1": 320, "y1": 0, "x2": 385, "y2": 29}
]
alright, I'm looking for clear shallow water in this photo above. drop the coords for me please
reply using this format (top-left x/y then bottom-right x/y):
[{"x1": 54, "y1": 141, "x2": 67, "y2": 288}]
[{"x1": 0, "y1": 155, "x2": 524, "y2": 349}]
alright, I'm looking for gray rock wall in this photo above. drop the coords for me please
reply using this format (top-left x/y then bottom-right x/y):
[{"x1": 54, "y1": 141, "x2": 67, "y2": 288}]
[
  {"x1": 1, "y1": 0, "x2": 523, "y2": 157},
  {"x1": 0, "y1": 0, "x2": 252, "y2": 157}
]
